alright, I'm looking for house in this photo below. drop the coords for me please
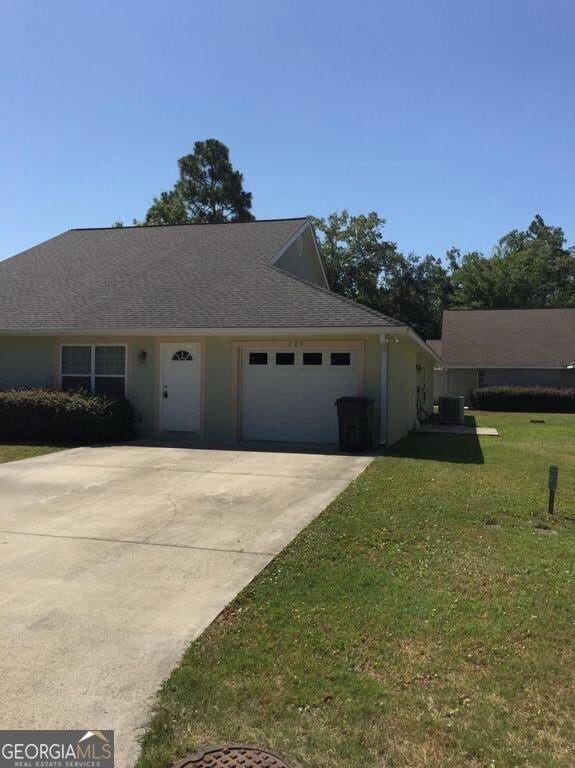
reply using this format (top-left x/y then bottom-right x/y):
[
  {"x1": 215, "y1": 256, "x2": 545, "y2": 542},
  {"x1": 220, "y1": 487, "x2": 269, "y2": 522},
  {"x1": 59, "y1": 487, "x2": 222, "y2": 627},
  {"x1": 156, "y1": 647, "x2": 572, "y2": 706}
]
[
  {"x1": 0, "y1": 218, "x2": 438, "y2": 446},
  {"x1": 429, "y1": 308, "x2": 575, "y2": 401}
]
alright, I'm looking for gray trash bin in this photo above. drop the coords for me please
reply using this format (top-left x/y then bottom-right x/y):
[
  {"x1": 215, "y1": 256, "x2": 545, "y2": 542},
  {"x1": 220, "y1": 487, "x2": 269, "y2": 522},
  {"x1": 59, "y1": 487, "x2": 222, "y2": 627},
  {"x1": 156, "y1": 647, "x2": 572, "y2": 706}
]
[{"x1": 335, "y1": 397, "x2": 374, "y2": 452}]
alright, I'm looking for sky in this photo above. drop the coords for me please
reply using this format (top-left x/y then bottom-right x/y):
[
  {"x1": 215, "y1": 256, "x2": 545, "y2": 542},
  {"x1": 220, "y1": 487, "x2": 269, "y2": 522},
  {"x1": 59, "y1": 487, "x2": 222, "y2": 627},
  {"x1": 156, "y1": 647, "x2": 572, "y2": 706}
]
[{"x1": 1, "y1": 0, "x2": 574, "y2": 262}]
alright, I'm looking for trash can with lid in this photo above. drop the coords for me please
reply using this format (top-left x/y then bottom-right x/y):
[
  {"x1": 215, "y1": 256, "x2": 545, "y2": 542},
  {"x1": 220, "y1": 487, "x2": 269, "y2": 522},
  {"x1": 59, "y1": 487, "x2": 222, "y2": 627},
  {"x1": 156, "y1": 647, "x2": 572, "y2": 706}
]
[{"x1": 335, "y1": 396, "x2": 374, "y2": 452}]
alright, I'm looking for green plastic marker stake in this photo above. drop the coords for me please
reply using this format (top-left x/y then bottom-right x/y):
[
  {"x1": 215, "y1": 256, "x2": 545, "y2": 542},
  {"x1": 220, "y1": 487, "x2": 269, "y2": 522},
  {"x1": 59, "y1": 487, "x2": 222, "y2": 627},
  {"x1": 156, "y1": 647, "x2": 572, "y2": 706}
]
[{"x1": 548, "y1": 465, "x2": 559, "y2": 515}]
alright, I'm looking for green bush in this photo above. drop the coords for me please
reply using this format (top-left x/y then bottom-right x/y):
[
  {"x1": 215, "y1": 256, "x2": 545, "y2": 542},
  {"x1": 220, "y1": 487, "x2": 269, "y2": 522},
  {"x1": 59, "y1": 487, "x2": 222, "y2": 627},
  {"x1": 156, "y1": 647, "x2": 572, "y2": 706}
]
[
  {"x1": 472, "y1": 385, "x2": 575, "y2": 413},
  {"x1": 0, "y1": 388, "x2": 135, "y2": 443}
]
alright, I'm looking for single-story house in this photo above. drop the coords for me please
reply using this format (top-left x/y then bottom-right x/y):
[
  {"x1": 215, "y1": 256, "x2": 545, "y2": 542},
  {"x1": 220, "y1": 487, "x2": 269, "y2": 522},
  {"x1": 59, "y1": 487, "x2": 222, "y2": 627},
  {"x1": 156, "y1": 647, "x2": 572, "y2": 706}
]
[
  {"x1": 0, "y1": 217, "x2": 438, "y2": 446},
  {"x1": 429, "y1": 308, "x2": 575, "y2": 401}
]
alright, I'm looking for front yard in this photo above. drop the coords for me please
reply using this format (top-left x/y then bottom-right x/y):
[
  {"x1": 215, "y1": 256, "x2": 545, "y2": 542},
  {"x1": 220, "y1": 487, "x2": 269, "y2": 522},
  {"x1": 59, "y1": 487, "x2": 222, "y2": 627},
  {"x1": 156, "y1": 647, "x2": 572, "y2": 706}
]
[
  {"x1": 0, "y1": 443, "x2": 70, "y2": 464},
  {"x1": 138, "y1": 412, "x2": 575, "y2": 768}
]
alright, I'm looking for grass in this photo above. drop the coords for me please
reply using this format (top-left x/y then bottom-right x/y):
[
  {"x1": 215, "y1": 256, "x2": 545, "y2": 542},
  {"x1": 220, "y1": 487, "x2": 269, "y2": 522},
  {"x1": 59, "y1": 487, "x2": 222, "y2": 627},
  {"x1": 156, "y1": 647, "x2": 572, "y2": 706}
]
[
  {"x1": 0, "y1": 443, "x2": 71, "y2": 464},
  {"x1": 137, "y1": 412, "x2": 575, "y2": 768}
]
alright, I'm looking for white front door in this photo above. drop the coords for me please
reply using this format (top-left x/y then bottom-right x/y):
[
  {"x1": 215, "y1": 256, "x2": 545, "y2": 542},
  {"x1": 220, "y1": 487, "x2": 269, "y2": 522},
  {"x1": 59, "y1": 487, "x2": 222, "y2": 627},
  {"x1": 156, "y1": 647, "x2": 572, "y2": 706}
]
[{"x1": 160, "y1": 343, "x2": 201, "y2": 432}]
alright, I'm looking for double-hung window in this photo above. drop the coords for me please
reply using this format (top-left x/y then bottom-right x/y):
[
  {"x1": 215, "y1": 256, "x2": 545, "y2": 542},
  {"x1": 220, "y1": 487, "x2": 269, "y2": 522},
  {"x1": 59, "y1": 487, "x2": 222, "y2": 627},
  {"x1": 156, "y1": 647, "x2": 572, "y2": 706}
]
[{"x1": 61, "y1": 345, "x2": 126, "y2": 397}]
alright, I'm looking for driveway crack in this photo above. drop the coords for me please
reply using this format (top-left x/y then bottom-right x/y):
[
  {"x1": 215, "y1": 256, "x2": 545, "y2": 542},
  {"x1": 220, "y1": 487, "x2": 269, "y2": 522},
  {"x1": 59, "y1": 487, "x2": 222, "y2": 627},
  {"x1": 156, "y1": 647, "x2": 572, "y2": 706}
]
[
  {"x1": 0, "y1": 529, "x2": 275, "y2": 557},
  {"x1": 142, "y1": 494, "x2": 179, "y2": 544}
]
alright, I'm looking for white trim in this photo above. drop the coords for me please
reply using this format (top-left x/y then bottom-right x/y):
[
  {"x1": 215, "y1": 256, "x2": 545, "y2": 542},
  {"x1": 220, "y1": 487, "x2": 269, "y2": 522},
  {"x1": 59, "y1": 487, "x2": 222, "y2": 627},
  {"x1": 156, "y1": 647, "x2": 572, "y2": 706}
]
[
  {"x1": 269, "y1": 221, "x2": 310, "y2": 265},
  {"x1": 59, "y1": 343, "x2": 128, "y2": 397},
  {"x1": 403, "y1": 328, "x2": 442, "y2": 363},
  {"x1": 269, "y1": 219, "x2": 330, "y2": 290},
  {"x1": 382, "y1": 326, "x2": 441, "y2": 364}
]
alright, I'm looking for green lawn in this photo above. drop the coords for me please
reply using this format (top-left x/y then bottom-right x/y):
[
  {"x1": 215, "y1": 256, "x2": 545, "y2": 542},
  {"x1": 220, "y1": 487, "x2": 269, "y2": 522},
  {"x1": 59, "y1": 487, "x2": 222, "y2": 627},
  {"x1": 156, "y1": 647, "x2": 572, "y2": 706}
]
[
  {"x1": 0, "y1": 443, "x2": 70, "y2": 464},
  {"x1": 138, "y1": 412, "x2": 575, "y2": 768}
]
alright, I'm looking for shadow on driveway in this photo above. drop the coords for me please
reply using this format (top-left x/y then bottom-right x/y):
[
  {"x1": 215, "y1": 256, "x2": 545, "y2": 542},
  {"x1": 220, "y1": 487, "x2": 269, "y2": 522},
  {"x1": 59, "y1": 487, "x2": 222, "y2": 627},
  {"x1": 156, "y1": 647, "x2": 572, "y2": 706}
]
[{"x1": 100, "y1": 436, "x2": 383, "y2": 458}]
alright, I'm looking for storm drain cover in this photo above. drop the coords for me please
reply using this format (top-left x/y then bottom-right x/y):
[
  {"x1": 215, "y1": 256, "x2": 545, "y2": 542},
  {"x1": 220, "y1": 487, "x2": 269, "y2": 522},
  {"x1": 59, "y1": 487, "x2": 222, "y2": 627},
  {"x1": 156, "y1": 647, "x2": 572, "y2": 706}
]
[{"x1": 171, "y1": 744, "x2": 299, "y2": 768}]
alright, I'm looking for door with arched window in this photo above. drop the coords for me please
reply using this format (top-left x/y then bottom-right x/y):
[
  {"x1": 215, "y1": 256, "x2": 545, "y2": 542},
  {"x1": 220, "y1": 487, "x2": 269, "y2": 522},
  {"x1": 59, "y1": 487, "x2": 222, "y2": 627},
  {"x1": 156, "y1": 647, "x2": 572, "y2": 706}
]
[{"x1": 160, "y1": 343, "x2": 201, "y2": 432}]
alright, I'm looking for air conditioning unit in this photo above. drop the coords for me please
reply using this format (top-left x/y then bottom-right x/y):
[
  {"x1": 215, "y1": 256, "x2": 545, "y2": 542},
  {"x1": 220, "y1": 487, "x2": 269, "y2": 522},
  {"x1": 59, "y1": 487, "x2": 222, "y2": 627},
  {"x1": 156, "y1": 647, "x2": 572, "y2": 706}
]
[{"x1": 438, "y1": 396, "x2": 465, "y2": 425}]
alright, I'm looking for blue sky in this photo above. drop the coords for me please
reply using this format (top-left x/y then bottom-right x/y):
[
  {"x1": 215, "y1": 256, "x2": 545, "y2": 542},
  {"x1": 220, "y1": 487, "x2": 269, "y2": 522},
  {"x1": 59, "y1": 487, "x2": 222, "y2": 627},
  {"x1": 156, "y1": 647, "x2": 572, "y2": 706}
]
[{"x1": 1, "y1": 0, "x2": 574, "y2": 261}]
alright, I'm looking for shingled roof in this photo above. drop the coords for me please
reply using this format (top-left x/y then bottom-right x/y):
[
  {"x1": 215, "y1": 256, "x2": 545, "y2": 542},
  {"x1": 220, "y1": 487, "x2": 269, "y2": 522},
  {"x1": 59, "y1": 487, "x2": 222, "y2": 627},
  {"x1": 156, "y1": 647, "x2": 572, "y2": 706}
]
[
  {"x1": 0, "y1": 218, "x2": 404, "y2": 332},
  {"x1": 425, "y1": 339, "x2": 442, "y2": 357},
  {"x1": 436, "y1": 308, "x2": 575, "y2": 368}
]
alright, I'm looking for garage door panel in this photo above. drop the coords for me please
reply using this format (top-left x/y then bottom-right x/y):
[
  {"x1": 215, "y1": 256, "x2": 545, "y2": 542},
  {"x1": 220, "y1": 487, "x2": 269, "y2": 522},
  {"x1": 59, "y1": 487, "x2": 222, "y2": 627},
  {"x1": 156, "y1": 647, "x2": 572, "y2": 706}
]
[{"x1": 240, "y1": 349, "x2": 362, "y2": 443}]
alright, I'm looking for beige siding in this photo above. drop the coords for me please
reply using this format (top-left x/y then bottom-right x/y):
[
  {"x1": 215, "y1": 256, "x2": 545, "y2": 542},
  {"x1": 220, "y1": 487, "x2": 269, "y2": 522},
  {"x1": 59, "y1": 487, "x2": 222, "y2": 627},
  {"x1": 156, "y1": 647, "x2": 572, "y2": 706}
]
[
  {"x1": 433, "y1": 368, "x2": 448, "y2": 401},
  {"x1": 447, "y1": 369, "x2": 478, "y2": 403},
  {"x1": 0, "y1": 336, "x2": 56, "y2": 388},
  {"x1": 416, "y1": 350, "x2": 434, "y2": 416},
  {"x1": 364, "y1": 335, "x2": 382, "y2": 445},
  {"x1": 386, "y1": 338, "x2": 417, "y2": 445},
  {"x1": 204, "y1": 336, "x2": 235, "y2": 442},
  {"x1": 384, "y1": 337, "x2": 436, "y2": 445},
  {"x1": 274, "y1": 226, "x2": 327, "y2": 288},
  {"x1": 126, "y1": 337, "x2": 156, "y2": 432}
]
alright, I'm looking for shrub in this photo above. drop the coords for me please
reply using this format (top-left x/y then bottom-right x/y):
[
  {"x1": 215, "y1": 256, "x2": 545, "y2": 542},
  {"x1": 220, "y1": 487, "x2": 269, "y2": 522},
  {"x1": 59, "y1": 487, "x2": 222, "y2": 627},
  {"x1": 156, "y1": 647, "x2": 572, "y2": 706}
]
[
  {"x1": 471, "y1": 385, "x2": 575, "y2": 413},
  {"x1": 0, "y1": 388, "x2": 135, "y2": 443}
]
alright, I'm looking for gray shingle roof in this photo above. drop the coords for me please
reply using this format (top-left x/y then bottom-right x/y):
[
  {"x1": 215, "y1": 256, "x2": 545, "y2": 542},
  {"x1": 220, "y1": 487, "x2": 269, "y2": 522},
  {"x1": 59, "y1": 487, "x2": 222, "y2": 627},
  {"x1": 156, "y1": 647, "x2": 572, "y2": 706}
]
[
  {"x1": 0, "y1": 219, "x2": 403, "y2": 332},
  {"x1": 425, "y1": 339, "x2": 442, "y2": 357},
  {"x1": 439, "y1": 308, "x2": 575, "y2": 368}
]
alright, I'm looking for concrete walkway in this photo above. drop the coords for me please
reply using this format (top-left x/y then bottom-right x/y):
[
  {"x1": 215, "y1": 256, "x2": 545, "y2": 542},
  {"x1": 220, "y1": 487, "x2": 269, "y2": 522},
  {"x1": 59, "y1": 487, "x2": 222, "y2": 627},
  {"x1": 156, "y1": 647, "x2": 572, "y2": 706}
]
[
  {"x1": 0, "y1": 444, "x2": 371, "y2": 767},
  {"x1": 418, "y1": 424, "x2": 499, "y2": 436}
]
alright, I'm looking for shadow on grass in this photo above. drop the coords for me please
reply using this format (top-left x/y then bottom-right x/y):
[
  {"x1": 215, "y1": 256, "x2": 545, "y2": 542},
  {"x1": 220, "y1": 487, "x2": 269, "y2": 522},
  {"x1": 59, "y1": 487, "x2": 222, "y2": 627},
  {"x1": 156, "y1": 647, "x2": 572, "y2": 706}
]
[{"x1": 386, "y1": 417, "x2": 485, "y2": 465}]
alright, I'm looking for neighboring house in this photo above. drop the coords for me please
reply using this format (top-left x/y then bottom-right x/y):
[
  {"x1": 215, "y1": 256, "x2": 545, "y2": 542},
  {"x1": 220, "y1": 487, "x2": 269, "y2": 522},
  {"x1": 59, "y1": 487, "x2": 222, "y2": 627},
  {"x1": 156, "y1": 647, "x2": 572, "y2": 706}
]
[
  {"x1": 428, "y1": 308, "x2": 575, "y2": 401},
  {"x1": 0, "y1": 218, "x2": 438, "y2": 446}
]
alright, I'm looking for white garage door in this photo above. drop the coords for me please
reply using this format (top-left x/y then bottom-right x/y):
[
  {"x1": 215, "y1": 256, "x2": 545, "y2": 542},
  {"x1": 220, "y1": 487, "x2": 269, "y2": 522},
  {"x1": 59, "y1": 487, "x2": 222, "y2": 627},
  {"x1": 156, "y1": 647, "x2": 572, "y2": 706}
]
[{"x1": 240, "y1": 347, "x2": 362, "y2": 443}]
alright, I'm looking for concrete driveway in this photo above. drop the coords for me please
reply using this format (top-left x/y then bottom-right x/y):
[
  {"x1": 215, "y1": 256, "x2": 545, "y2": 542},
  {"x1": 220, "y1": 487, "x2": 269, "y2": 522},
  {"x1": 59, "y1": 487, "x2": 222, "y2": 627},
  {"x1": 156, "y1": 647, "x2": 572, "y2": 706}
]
[{"x1": 0, "y1": 443, "x2": 371, "y2": 766}]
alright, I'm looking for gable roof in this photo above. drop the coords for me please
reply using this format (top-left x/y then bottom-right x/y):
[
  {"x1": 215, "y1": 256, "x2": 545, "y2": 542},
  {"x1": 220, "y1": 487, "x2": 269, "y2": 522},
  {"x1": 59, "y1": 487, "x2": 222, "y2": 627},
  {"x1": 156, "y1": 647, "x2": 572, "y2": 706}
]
[
  {"x1": 0, "y1": 218, "x2": 404, "y2": 332},
  {"x1": 438, "y1": 308, "x2": 575, "y2": 368}
]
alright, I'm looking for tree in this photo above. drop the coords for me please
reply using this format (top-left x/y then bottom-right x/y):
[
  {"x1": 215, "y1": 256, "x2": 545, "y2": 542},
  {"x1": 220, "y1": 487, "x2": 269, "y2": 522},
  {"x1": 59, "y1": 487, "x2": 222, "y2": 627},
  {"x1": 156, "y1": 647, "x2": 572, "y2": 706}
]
[
  {"x1": 381, "y1": 252, "x2": 452, "y2": 340},
  {"x1": 312, "y1": 211, "x2": 450, "y2": 338},
  {"x1": 449, "y1": 215, "x2": 575, "y2": 309},
  {"x1": 143, "y1": 139, "x2": 254, "y2": 225},
  {"x1": 144, "y1": 190, "x2": 189, "y2": 226},
  {"x1": 311, "y1": 211, "x2": 401, "y2": 304}
]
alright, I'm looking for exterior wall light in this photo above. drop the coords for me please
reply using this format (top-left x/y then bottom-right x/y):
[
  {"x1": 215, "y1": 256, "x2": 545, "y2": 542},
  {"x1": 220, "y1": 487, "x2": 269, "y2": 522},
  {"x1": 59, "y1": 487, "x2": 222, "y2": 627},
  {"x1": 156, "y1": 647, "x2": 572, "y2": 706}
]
[{"x1": 137, "y1": 350, "x2": 148, "y2": 364}]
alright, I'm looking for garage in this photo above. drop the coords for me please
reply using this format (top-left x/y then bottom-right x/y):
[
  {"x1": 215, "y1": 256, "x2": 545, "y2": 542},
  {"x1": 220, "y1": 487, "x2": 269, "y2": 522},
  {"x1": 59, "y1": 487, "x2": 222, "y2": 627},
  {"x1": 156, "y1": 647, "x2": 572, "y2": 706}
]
[{"x1": 240, "y1": 346, "x2": 363, "y2": 443}]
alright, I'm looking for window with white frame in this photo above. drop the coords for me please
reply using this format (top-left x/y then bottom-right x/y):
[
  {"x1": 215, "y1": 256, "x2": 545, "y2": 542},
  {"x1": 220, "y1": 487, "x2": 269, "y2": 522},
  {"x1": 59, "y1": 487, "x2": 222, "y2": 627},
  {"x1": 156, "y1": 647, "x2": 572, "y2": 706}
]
[{"x1": 61, "y1": 345, "x2": 126, "y2": 397}]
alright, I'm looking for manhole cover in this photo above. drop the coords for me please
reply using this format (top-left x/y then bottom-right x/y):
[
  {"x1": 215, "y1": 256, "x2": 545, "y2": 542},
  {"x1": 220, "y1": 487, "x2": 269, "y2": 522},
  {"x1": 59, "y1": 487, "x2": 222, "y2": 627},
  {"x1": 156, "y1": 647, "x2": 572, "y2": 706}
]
[{"x1": 171, "y1": 744, "x2": 299, "y2": 768}]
